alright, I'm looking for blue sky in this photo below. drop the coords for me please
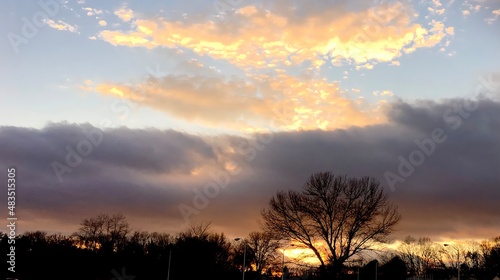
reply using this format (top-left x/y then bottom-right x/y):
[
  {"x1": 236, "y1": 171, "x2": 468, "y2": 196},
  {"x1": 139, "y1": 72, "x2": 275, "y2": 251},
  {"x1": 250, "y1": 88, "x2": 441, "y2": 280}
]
[
  {"x1": 1, "y1": 0, "x2": 500, "y2": 245},
  {"x1": 2, "y1": 0, "x2": 499, "y2": 133}
]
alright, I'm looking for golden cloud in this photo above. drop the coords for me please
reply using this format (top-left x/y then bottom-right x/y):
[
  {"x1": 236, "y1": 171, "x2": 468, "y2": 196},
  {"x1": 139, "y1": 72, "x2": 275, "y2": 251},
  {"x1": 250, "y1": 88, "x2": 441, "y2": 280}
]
[
  {"x1": 94, "y1": 73, "x2": 387, "y2": 132},
  {"x1": 90, "y1": 1, "x2": 453, "y2": 133},
  {"x1": 97, "y1": 2, "x2": 454, "y2": 69},
  {"x1": 114, "y1": 7, "x2": 134, "y2": 22}
]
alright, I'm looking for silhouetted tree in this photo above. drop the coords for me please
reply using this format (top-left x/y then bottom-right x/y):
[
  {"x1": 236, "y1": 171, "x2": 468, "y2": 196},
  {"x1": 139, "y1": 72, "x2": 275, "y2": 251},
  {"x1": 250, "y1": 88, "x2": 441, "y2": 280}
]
[
  {"x1": 171, "y1": 223, "x2": 233, "y2": 280},
  {"x1": 398, "y1": 236, "x2": 444, "y2": 276},
  {"x1": 73, "y1": 213, "x2": 130, "y2": 253},
  {"x1": 248, "y1": 231, "x2": 281, "y2": 276},
  {"x1": 6, "y1": 211, "x2": 499, "y2": 280},
  {"x1": 262, "y1": 172, "x2": 401, "y2": 279},
  {"x1": 233, "y1": 231, "x2": 281, "y2": 279},
  {"x1": 483, "y1": 237, "x2": 500, "y2": 279},
  {"x1": 144, "y1": 231, "x2": 173, "y2": 258}
]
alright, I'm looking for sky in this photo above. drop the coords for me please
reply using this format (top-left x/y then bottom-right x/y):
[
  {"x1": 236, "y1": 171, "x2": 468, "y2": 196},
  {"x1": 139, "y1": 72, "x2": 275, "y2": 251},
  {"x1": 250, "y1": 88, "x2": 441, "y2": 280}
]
[{"x1": 0, "y1": 0, "x2": 499, "y2": 247}]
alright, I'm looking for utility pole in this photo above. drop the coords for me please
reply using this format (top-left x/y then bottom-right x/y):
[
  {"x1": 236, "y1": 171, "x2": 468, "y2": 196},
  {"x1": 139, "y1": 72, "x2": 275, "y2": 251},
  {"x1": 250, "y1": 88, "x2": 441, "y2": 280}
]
[{"x1": 167, "y1": 249, "x2": 171, "y2": 280}]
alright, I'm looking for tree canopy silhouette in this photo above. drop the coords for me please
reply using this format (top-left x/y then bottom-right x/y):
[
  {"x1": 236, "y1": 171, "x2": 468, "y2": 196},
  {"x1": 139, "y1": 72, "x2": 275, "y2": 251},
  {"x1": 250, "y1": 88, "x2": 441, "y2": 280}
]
[
  {"x1": 261, "y1": 172, "x2": 401, "y2": 277},
  {"x1": 73, "y1": 213, "x2": 130, "y2": 253}
]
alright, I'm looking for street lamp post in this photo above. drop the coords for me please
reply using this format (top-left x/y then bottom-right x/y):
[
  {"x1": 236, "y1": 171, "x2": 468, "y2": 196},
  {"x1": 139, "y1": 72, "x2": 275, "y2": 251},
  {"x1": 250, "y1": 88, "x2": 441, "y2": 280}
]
[
  {"x1": 235, "y1": 238, "x2": 246, "y2": 280},
  {"x1": 167, "y1": 249, "x2": 171, "y2": 280},
  {"x1": 282, "y1": 244, "x2": 295, "y2": 280},
  {"x1": 355, "y1": 259, "x2": 363, "y2": 280},
  {"x1": 282, "y1": 248, "x2": 285, "y2": 280},
  {"x1": 444, "y1": 244, "x2": 460, "y2": 280}
]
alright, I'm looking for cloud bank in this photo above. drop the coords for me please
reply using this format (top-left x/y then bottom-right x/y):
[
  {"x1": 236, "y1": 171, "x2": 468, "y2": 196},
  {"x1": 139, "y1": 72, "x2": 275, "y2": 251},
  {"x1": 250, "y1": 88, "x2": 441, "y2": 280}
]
[{"x1": 0, "y1": 98, "x2": 499, "y2": 241}]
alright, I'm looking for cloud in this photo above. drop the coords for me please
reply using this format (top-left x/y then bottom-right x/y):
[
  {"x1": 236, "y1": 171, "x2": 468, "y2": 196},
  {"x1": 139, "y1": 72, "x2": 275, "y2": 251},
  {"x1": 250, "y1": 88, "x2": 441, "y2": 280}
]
[
  {"x1": 433, "y1": 0, "x2": 443, "y2": 7},
  {"x1": 462, "y1": 2, "x2": 481, "y2": 13},
  {"x1": 43, "y1": 19, "x2": 79, "y2": 33},
  {"x1": 485, "y1": 9, "x2": 500, "y2": 24},
  {"x1": 428, "y1": 0, "x2": 446, "y2": 15},
  {"x1": 92, "y1": 71, "x2": 387, "y2": 132},
  {"x1": 445, "y1": 26, "x2": 455, "y2": 35},
  {"x1": 406, "y1": 20, "x2": 452, "y2": 52},
  {"x1": 355, "y1": 63, "x2": 375, "y2": 70},
  {"x1": 373, "y1": 90, "x2": 394, "y2": 96},
  {"x1": 93, "y1": 2, "x2": 454, "y2": 135},
  {"x1": 1, "y1": 98, "x2": 499, "y2": 240},
  {"x1": 98, "y1": 20, "x2": 107, "y2": 26},
  {"x1": 114, "y1": 7, "x2": 134, "y2": 22},
  {"x1": 428, "y1": 7, "x2": 446, "y2": 15},
  {"x1": 83, "y1": 7, "x2": 102, "y2": 16},
  {"x1": 462, "y1": 0, "x2": 500, "y2": 22},
  {"x1": 97, "y1": 1, "x2": 454, "y2": 70},
  {"x1": 0, "y1": 123, "x2": 217, "y2": 232}
]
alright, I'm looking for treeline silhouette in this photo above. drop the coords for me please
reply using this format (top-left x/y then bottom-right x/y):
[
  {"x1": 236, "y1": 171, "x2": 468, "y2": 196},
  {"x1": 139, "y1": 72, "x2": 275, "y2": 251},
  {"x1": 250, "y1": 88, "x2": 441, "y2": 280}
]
[{"x1": 1, "y1": 214, "x2": 499, "y2": 280}]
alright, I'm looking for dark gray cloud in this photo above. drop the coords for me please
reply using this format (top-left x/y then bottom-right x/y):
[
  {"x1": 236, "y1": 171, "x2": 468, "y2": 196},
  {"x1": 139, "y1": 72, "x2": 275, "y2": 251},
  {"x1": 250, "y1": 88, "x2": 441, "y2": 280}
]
[
  {"x1": 0, "y1": 123, "x2": 216, "y2": 234},
  {"x1": 0, "y1": 98, "x2": 499, "y2": 242}
]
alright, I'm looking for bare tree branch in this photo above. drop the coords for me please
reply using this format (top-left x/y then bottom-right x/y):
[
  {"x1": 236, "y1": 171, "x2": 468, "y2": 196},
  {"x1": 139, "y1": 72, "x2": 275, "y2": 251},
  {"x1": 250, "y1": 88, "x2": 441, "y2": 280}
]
[{"x1": 261, "y1": 172, "x2": 401, "y2": 276}]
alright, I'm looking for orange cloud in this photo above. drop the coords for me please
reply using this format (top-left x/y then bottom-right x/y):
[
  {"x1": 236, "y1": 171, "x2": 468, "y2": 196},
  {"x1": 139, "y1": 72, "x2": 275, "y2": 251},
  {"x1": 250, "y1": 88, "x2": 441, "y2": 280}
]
[
  {"x1": 90, "y1": 2, "x2": 456, "y2": 133},
  {"x1": 94, "y1": 73, "x2": 386, "y2": 132},
  {"x1": 405, "y1": 20, "x2": 453, "y2": 53},
  {"x1": 114, "y1": 7, "x2": 134, "y2": 22},
  {"x1": 97, "y1": 3, "x2": 454, "y2": 70}
]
